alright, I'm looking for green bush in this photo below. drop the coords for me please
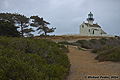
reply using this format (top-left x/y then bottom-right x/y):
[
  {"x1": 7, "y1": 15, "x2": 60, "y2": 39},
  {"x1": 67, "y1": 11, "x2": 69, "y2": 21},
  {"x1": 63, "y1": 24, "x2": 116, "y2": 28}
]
[
  {"x1": 101, "y1": 37, "x2": 107, "y2": 41},
  {"x1": 99, "y1": 38, "x2": 106, "y2": 45},
  {"x1": 92, "y1": 46, "x2": 112, "y2": 53},
  {"x1": 0, "y1": 36, "x2": 70, "y2": 80},
  {"x1": 58, "y1": 41, "x2": 74, "y2": 46},
  {"x1": 91, "y1": 48, "x2": 99, "y2": 53},
  {"x1": 109, "y1": 37, "x2": 115, "y2": 40},
  {"x1": 81, "y1": 44, "x2": 91, "y2": 49},
  {"x1": 77, "y1": 46, "x2": 82, "y2": 50},
  {"x1": 117, "y1": 37, "x2": 120, "y2": 39},
  {"x1": 95, "y1": 46, "x2": 120, "y2": 62},
  {"x1": 76, "y1": 40, "x2": 87, "y2": 44},
  {"x1": 90, "y1": 39, "x2": 97, "y2": 44}
]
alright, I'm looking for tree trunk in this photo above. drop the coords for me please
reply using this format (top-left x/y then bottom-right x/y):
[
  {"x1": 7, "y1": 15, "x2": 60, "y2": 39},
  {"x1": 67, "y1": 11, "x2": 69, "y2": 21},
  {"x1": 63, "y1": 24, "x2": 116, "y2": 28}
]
[
  {"x1": 45, "y1": 32, "x2": 47, "y2": 36},
  {"x1": 21, "y1": 22, "x2": 23, "y2": 37}
]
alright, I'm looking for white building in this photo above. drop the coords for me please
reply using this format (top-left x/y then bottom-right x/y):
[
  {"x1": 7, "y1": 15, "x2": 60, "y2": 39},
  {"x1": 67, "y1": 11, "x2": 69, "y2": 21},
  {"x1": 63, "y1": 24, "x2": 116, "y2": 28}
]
[{"x1": 79, "y1": 12, "x2": 107, "y2": 36}]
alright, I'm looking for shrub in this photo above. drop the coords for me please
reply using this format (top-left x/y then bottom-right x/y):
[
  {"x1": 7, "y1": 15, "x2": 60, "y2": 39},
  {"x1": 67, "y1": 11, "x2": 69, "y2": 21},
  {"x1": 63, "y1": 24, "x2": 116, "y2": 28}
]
[
  {"x1": 92, "y1": 48, "x2": 99, "y2": 53},
  {"x1": 99, "y1": 38, "x2": 106, "y2": 45},
  {"x1": 77, "y1": 46, "x2": 82, "y2": 50},
  {"x1": 109, "y1": 37, "x2": 115, "y2": 40},
  {"x1": 117, "y1": 37, "x2": 120, "y2": 39},
  {"x1": 70, "y1": 36, "x2": 75, "y2": 39},
  {"x1": 76, "y1": 40, "x2": 87, "y2": 44},
  {"x1": 61, "y1": 36, "x2": 68, "y2": 39},
  {"x1": 58, "y1": 44, "x2": 69, "y2": 53},
  {"x1": 0, "y1": 36, "x2": 70, "y2": 80},
  {"x1": 101, "y1": 37, "x2": 107, "y2": 41},
  {"x1": 90, "y1": 39, "x2": 97, "y2": 44},
  {"x1": 81, "y1": 44, "x2": 91, "y2": 49},
  {"x1": 58, "y1": 41, "x2": 74, "y2": 45},
  {"x1": 92, "y1": 46, "x2": 112, "y2": 53},
  {"x1": 95, "y1": 46, "x2": 120, "y2": 62}
]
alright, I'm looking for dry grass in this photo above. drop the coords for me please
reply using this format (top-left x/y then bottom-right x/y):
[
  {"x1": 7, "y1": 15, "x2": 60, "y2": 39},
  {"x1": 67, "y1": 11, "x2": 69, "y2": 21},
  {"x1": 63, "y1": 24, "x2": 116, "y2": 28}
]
[{"x1": 34, "y1": 35, "x2": 110, "y2": 42}]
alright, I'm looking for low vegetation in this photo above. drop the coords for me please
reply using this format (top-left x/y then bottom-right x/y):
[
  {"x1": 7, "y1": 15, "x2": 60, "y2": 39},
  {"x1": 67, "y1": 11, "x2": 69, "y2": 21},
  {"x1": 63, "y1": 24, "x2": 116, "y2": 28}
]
[
  {"x1": 90, "y1": 39, "x2": 97, "y2": 44},
  {"x1": 118, "y1": 37, "x2": 120, "y2": 39},
  {"x1": 99, "y1": 38, "x2": 106, "y2": 45},
  {"x1": 81, "y1": 44, "x2": 91, "y2": 49},
  {"x1": 58, "y1": 41, "x2": 74, "y2": 45},
  {"x1": 75, "y1": 37, "x2": 120, "y2": 62},
  {"x1": 76, "y1": 37, "x2": 120, "y2": 49},
  {"x1": 76, "y1": 40, "x2": 87, "y2": 44},
  {"x1": 0, "y1": 36, "x2": 70, "y2": 80},
  {"x1": 94, "y1": 46, "x2": 120, "y2": 62}
]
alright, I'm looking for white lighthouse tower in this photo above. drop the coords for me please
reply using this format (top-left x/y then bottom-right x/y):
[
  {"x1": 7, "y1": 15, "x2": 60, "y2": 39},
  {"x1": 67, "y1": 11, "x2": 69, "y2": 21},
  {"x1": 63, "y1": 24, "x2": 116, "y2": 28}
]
[{"x1": 87, "y1": 12, "x2": 94, "y2": 25}]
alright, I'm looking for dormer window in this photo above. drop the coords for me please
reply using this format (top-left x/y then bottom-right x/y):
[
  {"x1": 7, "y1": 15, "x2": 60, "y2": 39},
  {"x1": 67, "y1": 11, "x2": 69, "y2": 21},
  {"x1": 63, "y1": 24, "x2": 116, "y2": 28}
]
[{"x1": 82, "y1": 25, "x2": 84, "y2": 28}]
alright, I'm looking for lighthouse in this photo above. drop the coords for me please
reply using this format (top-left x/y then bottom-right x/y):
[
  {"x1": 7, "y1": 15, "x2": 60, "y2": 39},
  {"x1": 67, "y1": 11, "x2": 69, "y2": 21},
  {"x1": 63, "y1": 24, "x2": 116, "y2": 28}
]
[
  {"x1": 87, "y1": 12, "x2": 94, "y2": 25},
  {"x1": 79, "y1": 12, "x2": 107, "y2": 36}
]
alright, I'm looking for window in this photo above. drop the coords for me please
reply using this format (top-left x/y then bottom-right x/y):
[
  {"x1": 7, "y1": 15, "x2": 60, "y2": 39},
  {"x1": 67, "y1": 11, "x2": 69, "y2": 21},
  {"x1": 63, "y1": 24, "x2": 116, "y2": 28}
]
[
  {"x1": 93, "y1": 30, "x2": 94, "y2": 34},
  {"x1": 89, "y1": 29, "x2": 90, "y2": 32},
  {"x1": 82, "y1": 25, "x2": 84, "y2": 28}
]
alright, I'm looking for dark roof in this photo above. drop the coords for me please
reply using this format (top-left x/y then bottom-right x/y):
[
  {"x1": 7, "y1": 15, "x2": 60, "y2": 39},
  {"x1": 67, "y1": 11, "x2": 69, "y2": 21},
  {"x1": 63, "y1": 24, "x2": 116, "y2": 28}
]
[
  {"x1": 84, "y1": 23, "x2": 101, "y2": 28},
  {"x1": 101, "y1": 29, "x2": 107, "y2": 34}
]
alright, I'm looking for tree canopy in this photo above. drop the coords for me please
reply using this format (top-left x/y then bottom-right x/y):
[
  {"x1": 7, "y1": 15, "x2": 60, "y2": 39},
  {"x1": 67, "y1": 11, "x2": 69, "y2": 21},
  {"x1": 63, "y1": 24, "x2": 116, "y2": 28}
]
[
  {"x1": 0, "y1": 13, "x2": 56, "y2": 37},
  {"x1": 30, "y1": 16, "x2": 56, "y2": 36},
  {"x1": 0, "y1": 20, "x2": 20, "y2": 37},
  {"x1": 0, "y1": 13, "x2": 34, "y2": 37},
  {"x1": 13, "y1": 13, "x2": 31, "y2": 37}
]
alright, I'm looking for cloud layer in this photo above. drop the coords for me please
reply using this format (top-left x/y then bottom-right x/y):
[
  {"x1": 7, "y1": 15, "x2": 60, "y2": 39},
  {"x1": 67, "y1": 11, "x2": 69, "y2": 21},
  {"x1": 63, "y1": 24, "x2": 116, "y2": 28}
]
[{"x1": 0, "y1": 0, "x2": 120, "y2": 36}]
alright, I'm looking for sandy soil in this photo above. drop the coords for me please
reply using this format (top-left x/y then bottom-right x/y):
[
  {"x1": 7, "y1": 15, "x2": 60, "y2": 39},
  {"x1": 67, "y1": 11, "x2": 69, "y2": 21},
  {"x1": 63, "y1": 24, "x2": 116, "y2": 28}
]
[{"x1": 66, "y1": 45, "x2": 120, "y2": 80}]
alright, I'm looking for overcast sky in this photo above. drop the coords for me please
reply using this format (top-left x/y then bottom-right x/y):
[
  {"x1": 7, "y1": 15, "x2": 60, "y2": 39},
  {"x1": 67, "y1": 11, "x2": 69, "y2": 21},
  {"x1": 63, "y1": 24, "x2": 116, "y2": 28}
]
[{"x1": 0, "y1": 0, "x2": 120, "y2": 36}]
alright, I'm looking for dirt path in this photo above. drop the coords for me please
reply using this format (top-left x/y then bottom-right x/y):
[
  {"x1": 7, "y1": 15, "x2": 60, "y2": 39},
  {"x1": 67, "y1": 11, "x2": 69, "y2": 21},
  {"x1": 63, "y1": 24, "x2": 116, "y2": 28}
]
[{"x1": 66, "y1": 45, "x2": 120, "y2": 80}]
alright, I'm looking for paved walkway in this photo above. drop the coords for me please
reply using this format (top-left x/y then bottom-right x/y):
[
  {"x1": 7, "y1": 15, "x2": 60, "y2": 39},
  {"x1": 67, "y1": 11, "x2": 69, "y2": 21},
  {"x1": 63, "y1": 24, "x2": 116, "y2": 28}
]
[{"x1": 66, "y1": 45, "x2": 120, "y2": 80}]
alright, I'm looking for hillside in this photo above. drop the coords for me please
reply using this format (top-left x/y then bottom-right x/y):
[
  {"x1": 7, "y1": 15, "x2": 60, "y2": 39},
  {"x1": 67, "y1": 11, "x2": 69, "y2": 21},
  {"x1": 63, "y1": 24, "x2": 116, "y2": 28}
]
[
  {"x1": 1, "y1": 36, "x2": 119, "y2": 80},
  {"x1": 58, "y1": 37, "x2": 120, "y2": 62}
]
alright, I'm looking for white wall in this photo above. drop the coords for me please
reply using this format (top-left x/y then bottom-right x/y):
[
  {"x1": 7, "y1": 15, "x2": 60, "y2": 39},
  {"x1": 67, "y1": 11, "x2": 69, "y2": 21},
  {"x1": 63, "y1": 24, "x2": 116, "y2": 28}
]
[
  {"x1": 80, "y1": 23, "x2": 88, "y2": 36},
  {"x1": 88, "y1": 27, "x2": 101, "y2": 36},
  {"x1": 88, "y1": 20, "x2": 93, "y2": 25},
  {"x1": 80, "y1": 23, "x2": 102, "y2": 36}
]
